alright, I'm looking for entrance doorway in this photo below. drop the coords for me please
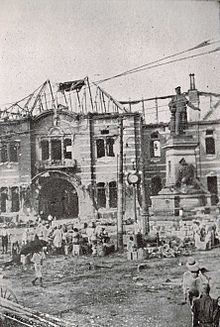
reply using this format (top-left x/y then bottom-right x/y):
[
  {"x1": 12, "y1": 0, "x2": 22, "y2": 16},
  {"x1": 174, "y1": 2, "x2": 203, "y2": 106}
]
[
  {"x1": 207, "y1": 176, "x2": 218, "y2": 205},
  {"x1": 39, "y1": 178, "x2": 78, "y2": 219}
]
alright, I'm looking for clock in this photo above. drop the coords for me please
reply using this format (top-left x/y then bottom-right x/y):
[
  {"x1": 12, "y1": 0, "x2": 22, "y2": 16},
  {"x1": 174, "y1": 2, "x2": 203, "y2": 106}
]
[{"x1": 127, "y1": 172, "x2": 139, "y2": 184}]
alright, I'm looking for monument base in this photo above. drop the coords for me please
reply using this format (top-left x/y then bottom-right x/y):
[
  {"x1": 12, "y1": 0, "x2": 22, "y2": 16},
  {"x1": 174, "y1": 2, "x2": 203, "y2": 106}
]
[{"x1": 151, "y1": 187, "x2": 211, "y2": 216}]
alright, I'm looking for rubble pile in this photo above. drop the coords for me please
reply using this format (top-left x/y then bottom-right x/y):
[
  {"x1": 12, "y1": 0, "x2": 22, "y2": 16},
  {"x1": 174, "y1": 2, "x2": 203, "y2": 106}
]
[{"x1": 146, "y1": 236, "x2": 193, "y2": 259}]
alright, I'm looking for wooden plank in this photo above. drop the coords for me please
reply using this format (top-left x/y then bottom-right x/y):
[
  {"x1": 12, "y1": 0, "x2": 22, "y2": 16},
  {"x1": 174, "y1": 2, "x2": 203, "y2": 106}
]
[{"x1": 0, "y1": 298, "x2": 75, "y2": 327}]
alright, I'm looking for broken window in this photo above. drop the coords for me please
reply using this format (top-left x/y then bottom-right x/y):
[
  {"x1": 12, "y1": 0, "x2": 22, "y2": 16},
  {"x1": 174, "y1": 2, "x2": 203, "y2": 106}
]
[
  {"x1": 64, "y1": 138, "x2": 72, "y2": 159},
  {"x1": 9, "y1": 141, "x2": 19, "y2": 162},
  {"x1": 11, "y1": 187, "x2": 20, "y2": 212},
  {"x1": 150, "y1": 132, "x2": 161, "y2": 158},
  {"x1": 41, "y1": 140, "x2": 49, "y2": 160},
  {"x1": 106, "y1": 138, "x2": 115, "y2": 157},
  {"x1": 96, "y1": 139, "x2": 105, "y2": 158},
  {"x1": 1, "y1": 143, "x2": 8, "y2": 162},
  {"x1": 51, "y1": 139, "x2": 62, "y2": 161},
  {"x1": 109, "y1": 181, "x2": 117, "y2": 208},
  {"x1": 97, "y1": 182, "x2": 106, "y2": 208},
  {"x1": 205, "y1": 130, "x2": 215, "y2": 155},
  {"x1": 0, "y1": 188, "x2": 7, "y2": 212}
]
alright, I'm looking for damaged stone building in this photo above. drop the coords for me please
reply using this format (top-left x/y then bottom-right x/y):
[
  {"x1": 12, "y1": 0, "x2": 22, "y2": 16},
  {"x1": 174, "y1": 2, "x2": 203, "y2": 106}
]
[
  {"x1": 0, "y1": 79, "x2": 142, "y2": 223},
  {"x1": 0, "y1": 76, "x2": 219, "y2": 224}
]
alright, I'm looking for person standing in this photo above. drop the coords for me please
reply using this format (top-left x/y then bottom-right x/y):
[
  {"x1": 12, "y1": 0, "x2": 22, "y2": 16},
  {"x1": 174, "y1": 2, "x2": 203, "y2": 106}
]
[
  {"x1": 182, "y1": 257, "x2": 209, "y2": 305},
  {"x1": 191, "y1": 284, "x2": 220, "y2": 327},
  {"x1": 53, "y1": 225, "x2": 63, "y2": 254},
  {"x1": 1, "y1": 225, "x2": 9, "y2": 254},
  {"x1": 31, "y1": 248, "x2": 46, "y2": 287},
  {"x1": 72, "y1": 228, "x2": 80, "y2": 256}
]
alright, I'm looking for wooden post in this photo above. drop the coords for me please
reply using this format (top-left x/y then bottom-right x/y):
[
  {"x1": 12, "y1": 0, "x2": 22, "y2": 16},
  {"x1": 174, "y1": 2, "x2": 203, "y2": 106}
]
[
  {"x1": 117, "y1": 117, "x2": 124, "y2": 251},
  {"x1": 88, "y1": 113, "x2": 96, "y2": 214},
  {"x1": 155, "y1": 97, "x2": 159, "y2": 124},
  {"x1": 140, "y1": 117, "x2": 150, "y2": 235},
  {"x1": 133, "y1": 184, "x2": 137, "y2": 222},
  {"x1": 86, "y1": 77, "x2": 94, "y2": 112},
  {"x1": 141, "y1": 99, "x2": 145, "y2": 122}
]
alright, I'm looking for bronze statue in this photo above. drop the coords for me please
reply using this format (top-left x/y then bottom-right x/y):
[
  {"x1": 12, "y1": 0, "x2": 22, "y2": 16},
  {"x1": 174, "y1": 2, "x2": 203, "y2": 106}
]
[
  {"x1": 169, "y1": 86, "x2": 200, "y2": 135},
  {"x1": 175, "y1": 158, "x2": 206, "y2": 194}
]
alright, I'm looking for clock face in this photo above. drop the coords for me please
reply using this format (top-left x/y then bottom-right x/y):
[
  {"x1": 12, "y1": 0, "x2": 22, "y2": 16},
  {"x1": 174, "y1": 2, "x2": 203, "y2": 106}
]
[{"x1": 127, "y1": 173, "x2": 139, "y2": 184}]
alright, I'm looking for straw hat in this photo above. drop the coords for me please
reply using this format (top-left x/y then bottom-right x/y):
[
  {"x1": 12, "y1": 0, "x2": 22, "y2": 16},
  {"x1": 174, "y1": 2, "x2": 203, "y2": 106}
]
[{"x1": 186, "y1": 257, "x2": 200, "y2": 272}]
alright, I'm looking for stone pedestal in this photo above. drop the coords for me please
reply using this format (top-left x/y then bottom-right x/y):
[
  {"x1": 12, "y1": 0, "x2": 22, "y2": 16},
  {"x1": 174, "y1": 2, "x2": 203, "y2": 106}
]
[
  {"x1": 165, "y1": 134, "x2": 197, "y2": 187},
  {"x1": 151, "y1": 133, "x2": 210, "y2": 216},
  {"x1": 151, "y1": 188, "x2": 210, "y2": 216}
]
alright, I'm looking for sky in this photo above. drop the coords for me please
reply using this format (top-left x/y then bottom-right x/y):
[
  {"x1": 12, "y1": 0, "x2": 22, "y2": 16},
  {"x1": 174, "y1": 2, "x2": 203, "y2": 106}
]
[{"x1": 0, "y1": 0, "x2": 219, "y2": 106}]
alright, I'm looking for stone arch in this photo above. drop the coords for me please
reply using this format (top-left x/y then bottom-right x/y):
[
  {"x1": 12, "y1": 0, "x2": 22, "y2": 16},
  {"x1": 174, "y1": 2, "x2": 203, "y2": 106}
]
[{"x1": 32, "y1": 170, "x2": 82, "y2": 219}]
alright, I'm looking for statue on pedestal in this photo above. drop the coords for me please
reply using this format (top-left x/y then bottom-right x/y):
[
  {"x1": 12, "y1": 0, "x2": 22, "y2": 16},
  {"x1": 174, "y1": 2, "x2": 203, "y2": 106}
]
[
  {"x1": 169, "y1": 86, "x2": 200, "y2": 135},
  {"x1": 174, "y1": 158, "x2": 206, "y2": 194}
]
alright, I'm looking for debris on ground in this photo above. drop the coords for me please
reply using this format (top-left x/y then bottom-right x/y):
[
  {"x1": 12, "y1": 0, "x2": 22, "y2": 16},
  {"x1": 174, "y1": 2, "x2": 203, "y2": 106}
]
[{"x1": 145, "y1": 236, "x2": 194, "y2": 259}]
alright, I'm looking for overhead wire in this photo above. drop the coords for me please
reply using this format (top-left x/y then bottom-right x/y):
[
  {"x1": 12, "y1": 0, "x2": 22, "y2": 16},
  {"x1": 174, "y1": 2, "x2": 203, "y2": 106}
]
[
  {"x1": 96, "y1": 43, "x2": 220, "y2": 84},
  {"x1": 115, "y1": 39, "x2": 219, "y2": 76},
  {"x1": 0, "y1": 39, "x2": 219, "y2": 115}
]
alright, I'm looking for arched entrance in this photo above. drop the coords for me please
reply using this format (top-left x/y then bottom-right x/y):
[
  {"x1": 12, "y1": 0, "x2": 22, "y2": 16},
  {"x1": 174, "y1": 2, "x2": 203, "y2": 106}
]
[{"x1": 39, "y1": 177, "x2": 79, "y2": 219}]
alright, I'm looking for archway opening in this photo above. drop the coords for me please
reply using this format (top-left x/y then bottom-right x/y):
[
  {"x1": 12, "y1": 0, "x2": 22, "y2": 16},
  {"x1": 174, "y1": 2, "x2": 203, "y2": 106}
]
[{"x1": 39, "y1": 177, "x2": 78, "y2": 219}]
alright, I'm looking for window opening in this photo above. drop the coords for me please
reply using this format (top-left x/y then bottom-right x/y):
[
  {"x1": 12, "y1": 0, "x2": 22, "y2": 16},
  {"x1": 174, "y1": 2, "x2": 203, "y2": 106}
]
[
  {"x1": 151, "y1": 176, "x2": 162, "y2": 195},
  {"x1": 51, "y1": 139, "x2": 62, "y2": 161},
  {"x1": 11, "y1": 187, "x2": 20, "y2": 212},
  {"x1": 150, "y1": 132, "x2": 161, "y2": 158},
  {"x1": 9, "y1": 142, "x2": 18, "y2": 162},
  {"x1": 106, "y1": 138, "x2": 115, "y2": 157},
  {"x1": 97, "y1": 182, "x2": 106, "y2": 208},
  {"x1": 109, "y1": 181, "x2": 117, "y2": 208},
  {"x1": 41, "y1": 140, "x2": 49, "y2": 161},
  {"x1": 1, "y1": 143, "x2": 8, "y2": 162},
  {"x1": 96, "y1": 139, "x2": 105, "y2": 158},
  {"x1": 205, "y1": 131, "x2": 215, "y2": 155},
  {"x1": 0, "y1": 188, "x2": 7, "y2": 212},
  {"x1": 207, "y1": 176, "x2": 218, "y2": 205},
  {"x1": 64, "y1": 138, "x2": 72, "y2": 159},
  {"x1": 101, "y1": 129, "x2": 109, "y2": 135}
]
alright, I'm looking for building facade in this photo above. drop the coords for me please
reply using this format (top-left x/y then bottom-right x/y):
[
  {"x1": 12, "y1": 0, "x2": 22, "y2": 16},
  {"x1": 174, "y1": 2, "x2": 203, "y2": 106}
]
[
  {"x1": 0, "y1": 77, "x2": 219, "y2": 224},
  {"x1": 0, "y1": 81, "x2": 143, "y2": 223}
]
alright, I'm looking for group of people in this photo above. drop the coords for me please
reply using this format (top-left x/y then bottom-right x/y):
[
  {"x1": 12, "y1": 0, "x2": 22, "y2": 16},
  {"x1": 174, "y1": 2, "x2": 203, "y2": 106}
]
[
  {"x1": 4, "y1": 219, "x2": 112, "y2": 264},
  {"x1": 0, "y1": 219, "x2": 112, "y2": 287},
  {"x1": 183, "y1": 256, "x2": 220, "y2": 326}
]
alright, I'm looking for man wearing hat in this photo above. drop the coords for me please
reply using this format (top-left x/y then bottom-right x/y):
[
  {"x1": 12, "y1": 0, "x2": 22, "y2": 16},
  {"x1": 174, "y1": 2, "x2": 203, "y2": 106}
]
[
  {"x1": 182, "y1": 257, "x2": 209, "y2": 305},
  {"x1": 191, "y1": 283, "x2": 220, "y2": 327},
  {"x1": 168, "y1": 86, "x2": 200, "y2": 135}
]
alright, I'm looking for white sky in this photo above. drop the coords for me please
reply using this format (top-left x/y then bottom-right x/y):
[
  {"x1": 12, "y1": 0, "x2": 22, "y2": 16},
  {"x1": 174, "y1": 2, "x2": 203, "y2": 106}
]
[{"x1": 0, "y1": 0, "x2": 219, "y2": 106}]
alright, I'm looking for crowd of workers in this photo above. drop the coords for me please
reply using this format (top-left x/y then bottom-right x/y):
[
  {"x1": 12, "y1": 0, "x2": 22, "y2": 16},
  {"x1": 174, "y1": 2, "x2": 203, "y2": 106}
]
[
  {"x1": 0, "y1": 219, "x2": 112, "y2": 266},
  {"x1": 1, "y1": 214, "x2": 220, "y2": 323}
]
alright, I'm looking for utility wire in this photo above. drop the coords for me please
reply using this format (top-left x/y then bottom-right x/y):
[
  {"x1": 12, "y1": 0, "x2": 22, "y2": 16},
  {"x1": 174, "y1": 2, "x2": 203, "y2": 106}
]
[
  {"x1": 0, "y1": 39, "x2": 219, "y2": 111},
  {"x1": 117, "y1": 39, "x2": 219, "y2": 76},
  {"x1": 96, "y1": 45, "x2": 220, "y2": 84}
]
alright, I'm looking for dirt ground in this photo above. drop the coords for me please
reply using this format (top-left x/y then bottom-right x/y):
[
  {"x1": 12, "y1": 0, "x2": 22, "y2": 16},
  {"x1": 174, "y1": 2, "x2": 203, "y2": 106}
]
[{"x1": 1, "y1": 247, "x2": 220, "y2": 327}]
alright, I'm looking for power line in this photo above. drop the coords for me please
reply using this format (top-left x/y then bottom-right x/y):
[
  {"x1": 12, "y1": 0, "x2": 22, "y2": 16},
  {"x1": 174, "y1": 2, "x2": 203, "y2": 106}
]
[
  {"x1": 118, "y1": 39, "x2": 220, "y2": 76},
  {"x1": 0, "y1": 39, "x2": 219, "y2": 109},
  {"x1": 96, "y1": 45, "x2": 220, "y2": 84}
]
